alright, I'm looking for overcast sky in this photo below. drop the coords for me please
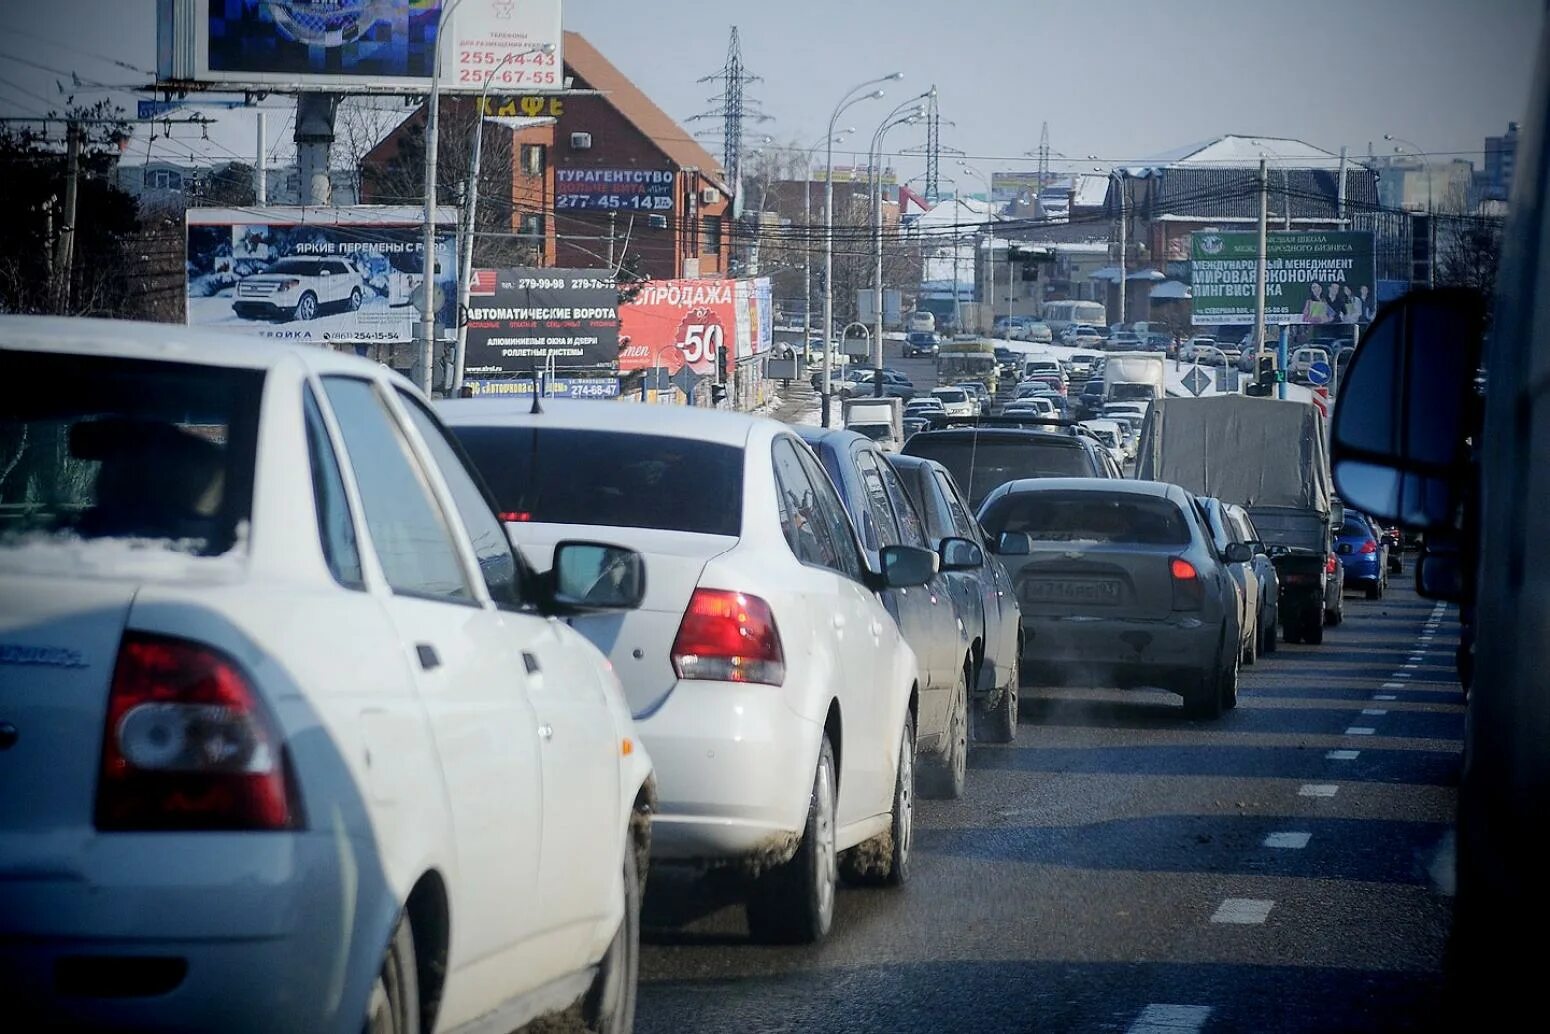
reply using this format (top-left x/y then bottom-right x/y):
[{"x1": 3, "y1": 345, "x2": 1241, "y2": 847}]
[{"x1": 0, "y1": 0, "x2": 1539, "y2": 184}]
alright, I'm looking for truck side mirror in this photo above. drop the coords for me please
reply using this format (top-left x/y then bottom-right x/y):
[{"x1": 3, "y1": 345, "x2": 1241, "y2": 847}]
[{"x1": 1329, "y1": 288, "x2": 1486, "y2": 529}]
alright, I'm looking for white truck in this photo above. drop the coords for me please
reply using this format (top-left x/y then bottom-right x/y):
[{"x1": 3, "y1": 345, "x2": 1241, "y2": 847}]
[
  {"x1": 1101, "y1": 352, "x2": 1166, "y2": 402},
  {"x1": 843, "y1": 396, "x2": 905, "y2": 450}
]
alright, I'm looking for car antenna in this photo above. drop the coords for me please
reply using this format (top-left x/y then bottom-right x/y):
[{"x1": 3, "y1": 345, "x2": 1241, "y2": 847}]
[{"x1": 529, "y1": 365, "x2": 544, "y2": 415}]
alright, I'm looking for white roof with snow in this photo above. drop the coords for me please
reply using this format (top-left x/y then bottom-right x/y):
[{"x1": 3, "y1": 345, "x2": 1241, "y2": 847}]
[
  {"x1": 1072, "y1": 174, "x2": 1110, "y2": 208},
  {"x1": 1152, "y1": 134, "x2": 1346, "y2": 171}
]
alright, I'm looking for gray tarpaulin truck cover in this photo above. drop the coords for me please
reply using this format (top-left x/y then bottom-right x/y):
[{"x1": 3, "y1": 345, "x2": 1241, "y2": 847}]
[{"x1": 1133, "y1": 395, "x2": 1333, "y2": 514}]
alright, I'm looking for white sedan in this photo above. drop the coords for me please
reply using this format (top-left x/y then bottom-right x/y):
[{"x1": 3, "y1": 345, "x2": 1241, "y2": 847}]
[
  {"x1": 440, "y1": 399, "x2": 937, "y2": 943},
  {"x1": 930, "y1": 386, "x2": 979, "y2": 418},
  {"x1": 0, "y1": 317, "x2": 654, "y2": 1034}
]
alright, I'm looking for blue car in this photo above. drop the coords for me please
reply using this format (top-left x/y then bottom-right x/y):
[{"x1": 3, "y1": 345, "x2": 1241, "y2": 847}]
[{"x1": 1335, "y1": 510, "x2": 1389, "y2": 599}]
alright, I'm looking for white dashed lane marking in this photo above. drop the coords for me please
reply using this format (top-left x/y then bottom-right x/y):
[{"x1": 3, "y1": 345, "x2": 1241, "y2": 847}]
[
  {"x1": 1263, "y1": 832, "x2": 1312, "y2": 849},
  {"x1": 1345, "y1": 727, "x2": 1377, "y2": 736},
  {"x1": 1383, "y1": 682, "x2": 1405, "y2": 689},
  {"x1": 1300, "y1": 784, "x2": 1340, "y2": 797},
  {"x1": 1126, "y1": 1004, "x2": 1213, "y2": 1034},
  {"x1": 1361, "y1": 709, "x2": 1388, "y2": 716},
  {"x1": 1374, "y1": 694, "x2": 1397, "y2": 701},
  {"x1": 1211, "y1": 898, "x2": 1275, "y2": 924},
  {"x1": 1326, "y1": 750, "x2": 1360, "y2": 760}
]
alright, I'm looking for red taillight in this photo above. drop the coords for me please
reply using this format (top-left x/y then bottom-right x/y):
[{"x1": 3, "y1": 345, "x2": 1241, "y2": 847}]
[
  {"x1": 96, "y1": 633, "x2": 297, "y2": 832},
  {"x1": 499, "y1": 511, "x2": 532, "y2": 522},
  {"x1": 1170, "y1": 557, "x2": 1203, "y2": 610},
  {"x1": 1360, "y1": 540, "x2": 1378, "y2": 554},
  {"x1": 671, "y1": 589, "x2": 786, "y2": 685},
  {"x1": 1327, "y1": 553, "x2": 1338, "y2": 574}
]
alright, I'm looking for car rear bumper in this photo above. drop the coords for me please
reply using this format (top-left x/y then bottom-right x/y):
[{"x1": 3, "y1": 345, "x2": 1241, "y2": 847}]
[
  {"x1": 1020, "y1": 613, "x2": 1220, "y2": 688},
  {"x1": 639, "y1": 681, "x2": 821, "y2": 864},
  {"x1": 0, "y1": 831, "x2": 385, "y2": 1033},
  {"x1": 1339, "y1": 557, "x2": 1383, "y2": 584}
]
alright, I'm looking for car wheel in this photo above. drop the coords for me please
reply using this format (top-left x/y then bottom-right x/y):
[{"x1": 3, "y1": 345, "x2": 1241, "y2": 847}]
[
  {"x1": 746, "y1": 735, "x2": 837, "y2": 944},
  {"x1": 582, "y1": 843, "x2": 640, "y2": 1034},
  {"x1": 839, "y1": 711, "x2": 915, "y2": 887},
  {"x1": 920, "y1": 665, "x2": 968, "y2": 800},
  {"x1": 349, "y1": 287, "x2": 364, "y2": 312},
  {"x1": 977, "y1": 653, "x2": 1019, "y2": 744},
  {"x1": 1327, "y1": 600, "x2": 1344, "y2": 626},
  {"x1": 1305, "y1": 612, "x2": 1326, "y2": 644},
  {"x1": 1243, "y1": 617, "x2": 1258, "y2": 666},
  {"x1": 1182, "y1": 635, "x2": 1226, "y2": 719},
  {"x1": 1220, "y1": 642, "x2": 1240, "y2": 711},
  {"x1": 294, "y1": 291, "x2": 318, "y2": 321},
  {"x1": 364, "y1": 913, "x2": 420, "y2": 1034},
  {"x1": 1263, "y1": 613, "x2": 1278, "y2": 654},
  {"x1": 1366, "y1": 581, "x2": 1381, "y2": 600}
]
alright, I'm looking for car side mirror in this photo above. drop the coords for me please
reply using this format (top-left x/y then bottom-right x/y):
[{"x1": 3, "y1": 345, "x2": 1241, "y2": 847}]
[
  {"x1": 939, "y1": 536, "x2": 984, "y2": 571},
  {"x1": 549, "y1": 541, "x2": 646, "y2": 611},
  {"x1": 1336, "y1": 542, "x2": 1354, "y2": 555},
  {"x1": 872, "y1": 544, "x2": 938, "y2": 590},
  {"x1": 1329, "y1": 288, "x2": 1486, "y2": 529},
  {"x1": 1223, "y1": 542, "x2": 1253, "y2": 564},
  {"x1": 996, "y1": 531, "x2": 1033, "y2": 556},
  {"x1": 1246, "y1": 540, "x2": 1267, "y2": 556}
]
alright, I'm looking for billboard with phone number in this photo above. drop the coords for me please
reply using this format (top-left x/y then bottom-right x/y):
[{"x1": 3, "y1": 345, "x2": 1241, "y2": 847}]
[
  {"x1": 463, "y1": 267, "x2": 619, "y2": 375},
  {"x1": 555, "y1": 169, "x2": 675, "y2": 211},
  {"x1": 1191, "y1": 231, "x2": 1376, "y2": 326}
]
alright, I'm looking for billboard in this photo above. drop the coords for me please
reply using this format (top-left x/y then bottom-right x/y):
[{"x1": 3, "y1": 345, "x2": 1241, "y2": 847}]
[
  {"x1": 159, "y1": 1, "x2": 561, "y2": 91},
  {"x1": 463, "y1": 377, "x2": 621, "y2": 398},
  {"x1": 463, "y1": 267, "x2": 619, "y2": 375},
  {"x1": 618, "y1": 279, "x2": 738, "y2": 376},
  {"x1": 991, "y1": 171, "x2": 1044, "y2": 202},
  {"x1": 185, "y1": 206, "x2": 458, "y2": 344},
  {"x1": 555, "y1": 169, "x2": 676, "y2": 212},
  {"x1": 1190, "y1": 231, "x2": 1377, "y2": 326}
]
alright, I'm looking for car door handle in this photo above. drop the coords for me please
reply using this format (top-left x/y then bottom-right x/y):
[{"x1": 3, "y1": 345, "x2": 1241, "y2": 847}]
[
  {"x1": 870, "y1": 620, "x2": 884, "y2": 637},
  {"x1": 538, "y1": 723, "x2": 554, "y2": 741},
  {"x1": 832, "y1": 614, "x2": 847, "y2": 630},
  {"x1": 415, "y1": 643, "x2": 440, "y2": 671}
]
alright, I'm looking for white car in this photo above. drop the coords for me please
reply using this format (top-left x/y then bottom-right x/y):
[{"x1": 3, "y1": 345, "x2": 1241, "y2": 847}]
[
  {"x1": 232, "y1": 256, "x2": 366, "y2": 323},
  {"x1": 1079, "y1": 418, "x2": 1129, "y2": 467},
  {"x1": 1004, "y1": 397, "x2": 1057, "y2": 418},
  {"x1": 930, "y1": 386, "x2": 978, "y2": 418},
  {"x1": 0, "y1": 317, "x2": 654, "y2": 1033},
  {"x1": 1021, "y1": 356, "x2": 1064, "y2": 381},
  {"x1": 1289, "y1": 346, "x2": 1331, "y2": 382},
  {"x1": 439, "y1": 400, "x2": 936, "y2": 944}
]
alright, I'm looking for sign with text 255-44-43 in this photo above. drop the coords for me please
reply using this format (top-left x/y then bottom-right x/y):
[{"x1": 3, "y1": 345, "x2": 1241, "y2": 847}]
[
  {"x1": 556, "y1": 169, "x2": 676, "y2": 211},
  {"x1": 1190, "y1": 231, "x2": 1376, "y2": 327}
]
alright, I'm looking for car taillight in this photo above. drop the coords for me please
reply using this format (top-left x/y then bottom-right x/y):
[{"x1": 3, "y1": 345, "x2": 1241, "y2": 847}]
[
  {"x1": 499, "y1": 511, "x2": 533, "y2": 522},
  {"x1": 96, "y1": 632, "x2": 298, "y2": 832},
  {"x1": 1360, "y1": 540, "x2": 1378, "y2": 554},
  {"x1": 1326, "y1": 553, "x2": 1338, "y2": 574},
  {"x1": 671, "y1": 589, "x2": 785, "y2": 685},
  {"x1": 1170, "y1": 557, "x2": 1203, "y2": 610}
]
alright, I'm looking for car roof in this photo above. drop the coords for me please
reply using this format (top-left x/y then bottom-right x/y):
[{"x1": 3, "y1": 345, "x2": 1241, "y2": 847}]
[
  {"x1": 992, "y1": 477, "x2": 1177, "y2": 499},
  {"x1": 1, "y1": 314, "x2": 403, "y2": 379},
  {"x1": 908, "y1": 427, "x2": 1085, "y2": 447},
  {"x1": 436, "y1": 396, "x2": 765, "y2": 447}
]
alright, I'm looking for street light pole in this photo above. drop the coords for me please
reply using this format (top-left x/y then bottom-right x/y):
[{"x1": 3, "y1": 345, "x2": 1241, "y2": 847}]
[
  {"x1": 959, "y1": 163, "x2": 995, "y2": 335},
  {"x1": 418, "y1": 0, "x2": 471, "y2": 395},
  {"x1": 799, "y1": 130, "x2": 850, "y2": 367},
  {"x1": 823, "y1": 73, "x2": 900, "y2": 427},
  {"x1": 1385, "y1": 134, "x2": 1432, "y2": 213},
  {"x1": 869, "y1": 100, "x2": 926, "y2": 396}
]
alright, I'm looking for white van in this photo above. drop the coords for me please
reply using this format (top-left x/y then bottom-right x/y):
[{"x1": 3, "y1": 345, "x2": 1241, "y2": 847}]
[{"x1": 907, "y1": 311, "x2": 936, "y2": 333}]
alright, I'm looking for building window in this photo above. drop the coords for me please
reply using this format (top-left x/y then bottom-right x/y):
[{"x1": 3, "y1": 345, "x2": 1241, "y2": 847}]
[
  {"x1": 520, "y1": 143, "x2": 546, "y2": 177},
  {"x1": 700, "y1": 215, "x2": 722, "y2": 255},
  {"x1": 144, "y1": 168, "x2": 182, "y2": 190},
  {"x1": 519, "y1": 212, "x2": 545, "y2": 239}
]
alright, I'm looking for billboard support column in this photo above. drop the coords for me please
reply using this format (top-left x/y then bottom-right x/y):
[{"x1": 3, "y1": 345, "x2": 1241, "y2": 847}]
[
  {"x1": 419, "y1": 74, "x2": 443, "y2": 395},
  {"x1": 295, "y1": 92, "x2": 340, "y2": 207},
  {"x1": 255, "y1": 112, "x2": 266, "y2": 204},
  {"x1": 1253, "y1": 157, "x2": 1268, "y2": 366}
]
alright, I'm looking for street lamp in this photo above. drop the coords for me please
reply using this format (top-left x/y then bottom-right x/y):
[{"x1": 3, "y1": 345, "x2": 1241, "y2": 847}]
[
  {"x1": 451, "y1": 42, "x2": 556, "y2": 395},
  {"x1": 1384, "y1": 133, "x2": 1433, "y2": 213},
  {"x1": 868, "y1": 95, "x2": 929, "y2": 395},
  {"x1": 822, "y1": 72, "x2": 901, "y2": 427},
  {"x1": 958, "y1": 162, "x2": 999, "y2": 335},
  {"x1": 797, "y1": 128, "x2": 853, "y2": 366}
]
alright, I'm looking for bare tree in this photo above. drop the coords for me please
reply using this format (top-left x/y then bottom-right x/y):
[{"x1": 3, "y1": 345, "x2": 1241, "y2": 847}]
[{"x1": 1435, "y1": 181, "x2": 1505, "y2": 305}]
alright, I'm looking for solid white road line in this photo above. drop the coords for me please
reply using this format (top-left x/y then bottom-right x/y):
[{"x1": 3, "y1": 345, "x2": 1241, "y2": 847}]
[
  {"x1": 1345, "y1": 727, "x2": 1377, "y2": 735},
  {"x1": 1326, "y1": 750, "x2": 1360, "y2": 760},
  {"x1": 1395, "y1": 672, "x2": 1414, "y2": 678},
  {"x1": 1264, "y1": 832, "x2": 1312, "y2": 849},
  {"x1": 1362, "y1": 709, "x2": 1389, "y2": 716},
  {"x1": 1374, "y1": 694, "x2": 1398, "y2": 701},
  {"x1": 1383, "y1": 682, "x2": 1405, "y2": 689},
  {"x1": 1127, "y1": 1004, "x2": 1213, "y2": 1034},
  {"x1": 1211, "y1": 898, "x2": 1275, "y2": 924},
  {"x1": 1300, "y1": 784, "x2": 1340, "y2": 797}
]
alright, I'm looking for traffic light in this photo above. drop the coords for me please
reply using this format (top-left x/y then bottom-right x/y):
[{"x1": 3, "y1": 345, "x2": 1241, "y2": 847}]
[
  {"x1": 1245, "y1": 354, "x2": 1279, "y2": 397},
  {"x1": 710, "y1": 383, "x2": 728, "y2": 406}
]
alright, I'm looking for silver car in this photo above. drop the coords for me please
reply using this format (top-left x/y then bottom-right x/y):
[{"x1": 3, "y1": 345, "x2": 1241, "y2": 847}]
[{"x1": 980, "y1": 479, "x2": 1247, "y2": 718}]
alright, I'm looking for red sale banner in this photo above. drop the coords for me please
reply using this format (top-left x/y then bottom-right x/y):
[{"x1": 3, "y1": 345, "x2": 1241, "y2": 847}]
[{"x1": 618, "y1": 279, "x2": 737, "y2": 376}]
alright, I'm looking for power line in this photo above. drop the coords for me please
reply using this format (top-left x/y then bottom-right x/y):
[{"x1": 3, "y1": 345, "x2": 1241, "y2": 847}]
[{"x1": 687, "y1": 26, "x2": 770, "y2": 195}]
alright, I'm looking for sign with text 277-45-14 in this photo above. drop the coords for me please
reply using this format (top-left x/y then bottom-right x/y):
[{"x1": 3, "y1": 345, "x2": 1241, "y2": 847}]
[
  {"x1": 1190, "y1": 231, "x2": 1377, "y2": 327},
  {"x1": 555, "y1": 169, "x2": 676, "y2": 211},
  {"x1": 463, "y1": 268, "x2": 620, "y2": 375}
]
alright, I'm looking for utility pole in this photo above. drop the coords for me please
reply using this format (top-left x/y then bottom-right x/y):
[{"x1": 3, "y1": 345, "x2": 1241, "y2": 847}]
[
  {"x1": 1037, "y1": 121, "x2": 1051, "y2": 188},
  {"x1": 1336, "y1": 146, "x2": 1348, "y2": 225},
  {"x1": 1253, "y1": 157, "x2": 1268, "y2": 365},
  {"x1": 255, "y1": 112, "x2": 267, "y2": 204},
  {"x1": 1115, "y1": 171, "x2": 1127, "y2": 329},
  {"x1": 924, "y1": 88, "x2": 941, "y2": 205},
  {"x1": 608, "y1": 211, "x2": 617, "y2": 267},
  {"x1": 52, "y1": 123, "x2": 81, "y2": 314},
  {"x1": 689, "y1": 27, "x2": 770, "y2": 219}
]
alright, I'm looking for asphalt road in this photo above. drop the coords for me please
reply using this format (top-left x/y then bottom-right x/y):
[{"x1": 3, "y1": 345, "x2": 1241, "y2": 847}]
[{"x1": 633, "y1": 582, "x2": 1462, "y2": 1034}]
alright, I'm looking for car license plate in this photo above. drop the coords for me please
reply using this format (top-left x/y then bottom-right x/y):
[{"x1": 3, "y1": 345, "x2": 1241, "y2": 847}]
[{"x1": 1023, "y1": 578, "x2": 1122, "y2": 605}]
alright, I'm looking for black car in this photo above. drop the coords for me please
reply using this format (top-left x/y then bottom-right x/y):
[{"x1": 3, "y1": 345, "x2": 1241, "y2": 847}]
[
  {"x1": 904, "y1": 331, "x2": 941, "y2": 358},
  {"x1": 797, "y1": 427, "x2": 980, "y2": 798},
  {"x1": 888, "y1": 454, "x2": 1023, "y2": 742},
  {"x1": 1074, "y1": 379, "x2": 1107, "y2": 419},
  {"x1": 901, "y1": 424, "x2": 1119, "y2": 510}
]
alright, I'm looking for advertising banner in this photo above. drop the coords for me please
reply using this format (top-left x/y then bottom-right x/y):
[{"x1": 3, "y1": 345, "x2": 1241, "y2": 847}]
[
  {"x1": 991, "y1": 171, "x2": 1044, "y2": 202},
  {"x1": 555, "y1": 169, "x2": 676, "y2": 212},
  {"x1": 185, "y1": 206, "x2": 458, "y2": 343},
  {"x1": 463, "y1": 377, "x2": 621, "y2": 399},
  {"x1": 463, "y1": 267, "x2": 619, "y2": 375},
  {"x1": 618, "y1": 279, "x2": 738, "y2": 376},
  {"x1": 1190, "y1": 231, "x2": 1377, "y2": 326},
  {"x1": 160, "y1": 0, "x2": 562, "y2": 91}
]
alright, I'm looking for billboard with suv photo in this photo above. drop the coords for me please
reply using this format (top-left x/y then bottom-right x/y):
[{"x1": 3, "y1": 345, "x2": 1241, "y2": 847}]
[{"x1": 185, "y1": 207, "x2": 458, "y2": 344}]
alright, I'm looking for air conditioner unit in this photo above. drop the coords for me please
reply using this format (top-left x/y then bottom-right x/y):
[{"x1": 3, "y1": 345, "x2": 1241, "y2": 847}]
[
  {"x1": 570, "y1": 132, "x2": 593, "y2": 150},
  {"x1": 700, "y1": 188, "x2": 718, "y2": 205},
  {"x1": 647, "y1": 214, "x2": 669, "y2": 230}
]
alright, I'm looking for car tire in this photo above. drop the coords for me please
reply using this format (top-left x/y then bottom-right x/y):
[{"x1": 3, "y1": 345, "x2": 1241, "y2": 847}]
[
  {"x1": 1327, "y1": 601, "x2": 1344, "y2": 626},
  {"x1": 1243, "y1": 618, "x2": 1258, "y2": 666},
  {"x1": 746, "y1": 735, "x2": 837, "y2": 944},
  {"x1": 1220, "y1": 643, "x2": 1240, "y2": 711},
  {"x1": 1305, "y1": 612, "x2": 1326, "y2": 644},
  {"x1": 349, "y1": 287, "x2": 364, "y2": 312},
  {"x1": 1366, "y1": 581, "x2": 1381, "y2": 600},
  {"x1": 364, "y1": 913, "x2": 420, "y2": 1034},
  {"x1": 1263, "y1": 614, "x2": 1278, "y2": 654},
  {"x1": 1182, "y1": 636, "x2": 1227, "y2": 719},
  {"x1": 977, "y1": 654, "x2": 1019, "y2": 744},
  {"x1": 839, "y1": 711, "x2": 915, "y2": 888},
  {"x1": 919, "y1": 665, "x2": 969, "y2": 800},
  {"x1": 294, "y1": 291, "x2": 318, "y2": 321},
  {"x1": 582, "y1": 844, "x2": 640, "y2": 1034}
]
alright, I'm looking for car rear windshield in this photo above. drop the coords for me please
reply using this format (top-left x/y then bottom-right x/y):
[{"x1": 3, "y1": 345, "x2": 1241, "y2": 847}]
[
  {"x1": 903, "y1": 435, "x2": 1097, "y2": 507},
  {"x1": 932, "y1": 389, "x2": 968, "y2": 402},
  {"x1": 981, "y1": 490, "x2": 1191, "y2": 545},
  {"x1": 450, "y1": 426, "x2": 743, "y2": 536},
  {"x1": 1109, "y1": 383, "x2": 1155, "y2": 401},
  {"x1": 0, "y1": 351, "x2": 262, "y2": 556}
]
